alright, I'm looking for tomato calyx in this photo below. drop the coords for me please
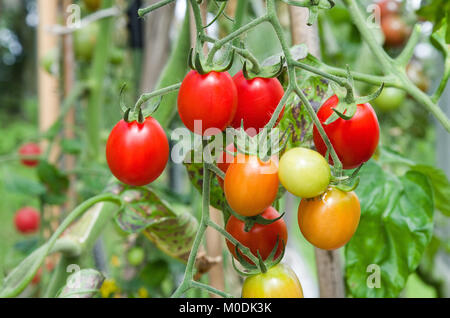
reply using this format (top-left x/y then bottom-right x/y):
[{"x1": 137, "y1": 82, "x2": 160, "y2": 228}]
[
  {"x1": 330, "y1": 164, "x2": 363, "y2": 192},
  {"x1": 227, "y1": 204, "x2": 286, "y2": 232},
  {"x1": 188, "y1": 47, "x2": 235, "y2": 75},
  {"x1": 232, "y1": 236, "x2": 285, "y2": 276},
  {"x1": 230, "y1": 125, "x2": 290, "y2": 161},
  {"x1": 242, "y1": 56, "x2": 285, "y2": 80},
  {"x1": 325, "y1": 82, "x2": 385, "y2": 125}
]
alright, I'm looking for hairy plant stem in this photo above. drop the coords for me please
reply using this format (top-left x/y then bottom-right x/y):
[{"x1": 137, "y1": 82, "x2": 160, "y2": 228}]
[
  {"x1": 342, "y1": 0, "x2": 450, "y2": 132},
  {"x1": 266, "y1": 0, "x2": 343, "y2": 173},
  {"x1": 138, "y1": 0, "x2": 175, "y2": 17},
  {"x1": 134, "y1": 83, "x2": 181, "y2": 112},
  {"x1": 206, "y1": 15, "x2": 269, "y2": 65}
]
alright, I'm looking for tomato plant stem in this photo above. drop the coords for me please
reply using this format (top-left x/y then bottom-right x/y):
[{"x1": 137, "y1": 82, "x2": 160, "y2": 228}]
[
  {"x1": 134, "y1": 83, "x2": 182, "y2": 112},
  {"x1": 0, "y1": 193, "x2": 123, "y2": 298},
  {"x1": 206, "y1": 15, "x2": 269, "y2": 65},
  {"x1": 342, "y1": 0, "x2": 450, "y2": 132},
  {"x1": 171, "y1": 162, "x2": 211, "y2": 298},
  {"x1": 138, "y1": 0, "x2": 175, "y2": 17}
]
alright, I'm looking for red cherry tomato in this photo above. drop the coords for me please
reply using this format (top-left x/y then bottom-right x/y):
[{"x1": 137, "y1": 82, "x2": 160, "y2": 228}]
[
  {"x1": 106, "y1": 117, "x2": 169, "y2": 186},
  {"x1": 15, "y1": 207, "x2": 40, "y2": 234},
  {"x1": 231, "y1": 71, "x2": 285, "y2": 136},
  {"x1": 226, "y1": 206, "x2": 287, "y2": 264},
  {"x1": 177, "y1": 70, "x2": 237, "y2": 136},
  {"x1": 18, "y1": 143, "x2": 41, "y2": 167},
  {"x1": 313, "y1": 95, "x2": 380, "y2": 169},
  {"x1": 381, "y1": 14, "x2": 411, "y2": 47}
]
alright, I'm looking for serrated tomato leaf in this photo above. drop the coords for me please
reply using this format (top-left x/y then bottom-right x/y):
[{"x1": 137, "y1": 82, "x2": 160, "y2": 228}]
[
  {"x1": 345, "y1": 160, "x2": 434, "y2": 298},
  {"x1": 115, "y1": 187, "x2": 198, "y2": 262}
]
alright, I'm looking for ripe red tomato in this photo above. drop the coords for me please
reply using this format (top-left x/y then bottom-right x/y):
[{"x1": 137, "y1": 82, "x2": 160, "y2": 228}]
[
  {"x1": 298, "y1": 187, "x2": 360, "y2": 250},
  {"x1": 381, "y1": 14, "x2": 411, "y2": 47},
  {"x1": 313, "y1": 95, "x2": 380, "y2": 169},
  {"x1": 231, "y1": 71, "x2": 285, "y2": 135},
  {"x1": 177, "y1": 70, "x2": 237, "y2": 136},
  {"x1": 15, "y1": 207, "x2": 40, "y2": 234},
  {"x1": 18, "y1": 143, "x2": 41, "y2": 167},
  {"x1": 216, "y1": 144, "x2": 237, "y2": 189},
  {"x1": 106, "y1": 117, "x2": 169, "y2": 186},
  {"x1": 225, "y1": 206, "x2": 287, "y2": 264},
  {"x1": 224, "y1": 154, "x2": 279, "y2": 217}
]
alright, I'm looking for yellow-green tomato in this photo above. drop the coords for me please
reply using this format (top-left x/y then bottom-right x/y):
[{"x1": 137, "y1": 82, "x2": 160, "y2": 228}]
[
  {"x1": 278, "y1": 147, "x2": 330, "y2": 198},
  {"x1": 242, "y1": 263, "x2": 304, "y2": 298}
]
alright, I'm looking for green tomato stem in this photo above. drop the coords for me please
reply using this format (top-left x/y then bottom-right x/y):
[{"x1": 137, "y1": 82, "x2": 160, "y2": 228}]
[
  {"x1": 138, "y1": 0, "x2": 176, "y2": 17},
  {"x1": 134, "y1": 83, "x2": 182, "y2": 113}
]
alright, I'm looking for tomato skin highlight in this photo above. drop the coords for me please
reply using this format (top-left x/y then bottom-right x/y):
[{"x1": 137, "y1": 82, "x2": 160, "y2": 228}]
[
  {"x1": 224, "y1": 155, "x2": 279, "y2": 217},
  {"x1": 313, "y1": 95, "x2": 380, "y2": 169},
  {"x1": 231, "y1": 71, "x2": 285, "y2": 135},
  {"x1": 106, "y1": 117, "x2": 169, "y2": 187},
  {"x1": 18, "y1": 143, "x2": 41, "y2": 167},
  {"x1": 177, "y1": 70, "x2": 237, "y2": 136},
  {"x1": 298, "y1": 188, "x2": 361, "y2": 250},
  {"x1": 279, "y1": 147, "x2": 330, "y2": 198},
  {"x1": 15, "y1": 207, "x2": 40, "y2": 234},
  {"x1": 225, "y1": 206, "x2": 287, "y2": 264},
  {"x1": 242, "y1": 263, "x2": 304, "y2": 298}
]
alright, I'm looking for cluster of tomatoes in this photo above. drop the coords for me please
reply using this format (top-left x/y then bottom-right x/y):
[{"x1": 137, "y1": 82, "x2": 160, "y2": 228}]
[{"x1": 105, "y1": 57, "x2": 381, "y2": 296}]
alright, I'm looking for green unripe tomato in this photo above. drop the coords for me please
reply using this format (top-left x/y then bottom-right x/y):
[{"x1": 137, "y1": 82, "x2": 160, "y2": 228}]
[
  {"x1": 242, "y1": 263, "x2": 304, "y2": 298},
  {"x1": 278, "y1": 147, "x2": 330, "y2": 198},
  {"x1": 127, "y1": 247, "x2": 145, "y2": 266},
  {"x1": 372, "y1": 87, "x2": 406, "y2": 112},
  {"x1": 74, "y1": 23, "x2": 99, "y2": 61}
]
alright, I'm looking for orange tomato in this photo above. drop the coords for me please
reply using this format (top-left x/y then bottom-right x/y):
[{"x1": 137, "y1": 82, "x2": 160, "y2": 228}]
[
  {"x1": 224, "y1": 154, "x2": 279, "y2": 217},
  {"x1": 298, "y1": 187, "x2": 361, "y2": 250}
]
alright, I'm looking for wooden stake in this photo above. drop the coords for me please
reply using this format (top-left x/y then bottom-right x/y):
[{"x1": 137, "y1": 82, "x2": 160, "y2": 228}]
[
  {"x1": 63, "y1": 0, "x2": 77, "y2": 210},
  {"x1": 37, "y1": 0, "x2": 60, "y2": 163},
  {"x1": 289, "y1": 5, "x2": 345, "y2": 298}
]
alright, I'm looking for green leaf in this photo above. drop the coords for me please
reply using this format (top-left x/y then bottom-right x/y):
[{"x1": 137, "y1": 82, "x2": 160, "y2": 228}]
[
  {"x1": 184, "y1": 149, "x2": 228, "y2": 211},
  {"x1": 410, "y1": 165, "x2": 450, "y2": 216},
  {"x1": 58, "y1": 269, "x2": 105, "y2": 298},
  {"x1": 345, "y1": 160, "x2": 434, "y2": 298},
  {"x1": 279, "y1": 69, "x2": 328, "y2": 149},
  {"x1": 61, "y1": 139, "x2": 83, "y2": 155},
  {"x1": 116, "y1": 187, "x2": 198, "y2": 262},
  {"x1": 13, "y1": 238, "x2": 40, "y2": 255},
  {"x1": 37, "y1": 161, "x2": 69, "y2": 194},
  {"x1": 2, "y1": 172, "x2": 46, "y2": 197},
  {"x1": 138, "y1": 260, "x2": 169, "y2": 287}
]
